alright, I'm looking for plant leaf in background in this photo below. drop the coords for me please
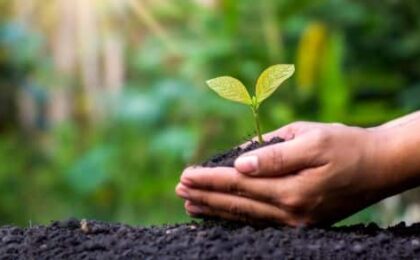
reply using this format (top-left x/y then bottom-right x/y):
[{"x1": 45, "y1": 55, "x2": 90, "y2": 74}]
[
  {"x1": 319, "y1": 31, "x2": 349, "y2": 122},
  {"x1": 255, "y1": 64, "x2": 295, "y2": 104},
  {"x1": 206, "y1": 76, "x2": 252, "y2": 105},
  {"x1": 296, "y1": 22, "x2": 327, "y2": 97}
]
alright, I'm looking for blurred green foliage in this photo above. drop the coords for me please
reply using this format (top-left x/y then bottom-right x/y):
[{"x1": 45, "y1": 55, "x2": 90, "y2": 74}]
[{"x1": 0, "y1": 0, "x2": 419, "y2": 226}]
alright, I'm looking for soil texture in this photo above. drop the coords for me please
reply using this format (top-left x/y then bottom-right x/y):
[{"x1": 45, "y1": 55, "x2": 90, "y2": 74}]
[
  {"x1": 202, "y1": 137, "x2": 284, "y2": 167},
  {"x1": 1, "y1": 218, "x2": 420, "y2": 259}
]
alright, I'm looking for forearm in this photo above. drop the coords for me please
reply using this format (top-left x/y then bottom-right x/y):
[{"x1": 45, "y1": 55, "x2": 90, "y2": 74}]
[
  {"x1": 375, "y1": 111, "x2": 420, "y2": 130},
  {"x1": 373, "y1": 111, "x2": 420, "y2": 196}
]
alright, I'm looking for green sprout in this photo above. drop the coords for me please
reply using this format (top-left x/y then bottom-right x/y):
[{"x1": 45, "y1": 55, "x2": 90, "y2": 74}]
[{"x1": 206, "y1": 64, "x2": 295, "y2": 143}]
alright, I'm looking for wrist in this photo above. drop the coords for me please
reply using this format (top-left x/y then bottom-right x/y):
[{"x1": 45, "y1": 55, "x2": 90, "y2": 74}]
[
  {"x1": 369, "y1": 126, "x2": 420, "y2": 198},
  {"x1": 359, "y1": 128, "x2": 392, "y2": 200}
]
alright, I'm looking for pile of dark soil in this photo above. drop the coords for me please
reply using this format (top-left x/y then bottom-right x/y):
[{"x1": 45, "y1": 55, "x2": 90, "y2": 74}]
[
  {"x1": 1, "y1": 218, "x2": 420, "y2": 259},
  {"x1": 202, "y1": 137, "x2": 284, "y2": 167}
]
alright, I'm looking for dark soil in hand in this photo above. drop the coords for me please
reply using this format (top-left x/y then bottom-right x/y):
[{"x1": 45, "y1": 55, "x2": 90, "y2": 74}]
[
  {"x1": 202, "y1": 137, "x2": 284, "y2": 167},
  {"x1": 1, "y1": 218, "x2": 420, "y2": 259}
]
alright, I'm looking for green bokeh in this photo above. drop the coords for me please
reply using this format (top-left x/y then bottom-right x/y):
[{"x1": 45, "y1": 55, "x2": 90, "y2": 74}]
[{"x1": 0, "y1": 0, "x2": 419, "y2": 226}]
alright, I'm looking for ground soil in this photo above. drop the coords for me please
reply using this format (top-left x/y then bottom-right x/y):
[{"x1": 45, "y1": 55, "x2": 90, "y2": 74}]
[
  {"x1": 1, "y1": 218, "x2": 420, "y2": 259},
  {"x1": 202, "y1": 137, "x2": 284, "y2": 167}
]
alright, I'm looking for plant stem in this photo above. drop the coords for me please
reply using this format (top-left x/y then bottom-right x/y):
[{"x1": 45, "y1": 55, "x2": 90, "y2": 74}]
[{"x1": 252, "y1": 107, "x2": 263, "y2": 143}]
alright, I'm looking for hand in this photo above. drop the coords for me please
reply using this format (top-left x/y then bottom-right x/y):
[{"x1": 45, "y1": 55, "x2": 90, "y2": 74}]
[{"x1": 176, "y1": 121, "x2": 391, "y2": 226}]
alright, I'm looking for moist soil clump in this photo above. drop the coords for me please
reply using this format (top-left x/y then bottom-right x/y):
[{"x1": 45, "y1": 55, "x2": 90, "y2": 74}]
[
  {"x1": 202, "y1": 137, "x2": 284, "y2": 167},
  {"x1": 1, "y1": 218, "x2": 420, "y2": 259}
]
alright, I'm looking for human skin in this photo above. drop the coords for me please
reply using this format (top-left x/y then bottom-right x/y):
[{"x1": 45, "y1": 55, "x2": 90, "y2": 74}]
[{"x1": 175, "y1": 111, "x2": 420, "y2": 226}]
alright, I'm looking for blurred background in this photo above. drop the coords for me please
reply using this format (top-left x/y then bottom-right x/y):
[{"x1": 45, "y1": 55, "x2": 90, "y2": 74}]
[{"x1": 0, "y1": 0, "x2": 419, "y2": 227}]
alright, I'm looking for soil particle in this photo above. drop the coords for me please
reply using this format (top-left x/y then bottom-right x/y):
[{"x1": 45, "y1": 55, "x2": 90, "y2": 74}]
[
  {"x1": 202, "y1": 137, "x2": 284, "y2": 167},
  {"x1": 0, "y1": 218, "x2": 420, "y2": 259}
]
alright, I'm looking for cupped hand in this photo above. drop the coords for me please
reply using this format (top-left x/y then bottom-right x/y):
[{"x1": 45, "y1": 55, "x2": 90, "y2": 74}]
[{"x1": 176, "y1": 121, "x2": 391, "y2": 226}]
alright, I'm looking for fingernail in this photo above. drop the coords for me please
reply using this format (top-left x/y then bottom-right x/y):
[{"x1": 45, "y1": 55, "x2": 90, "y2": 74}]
[
  {"x1": 234, "y1": 155, "x2": 258, "y2": 174},
  {"x1": 181, "y1": 168, "x2": 196, "y2": 183},
  {"x1": 187, "y1": 204, "x2": 204, "y2": 214},
  {"x1": 181, "y1": 177, "x2": 193, "y2": 187},
  {"x1": 176, "y1": 184, "x2": 189, "y2": 199}
]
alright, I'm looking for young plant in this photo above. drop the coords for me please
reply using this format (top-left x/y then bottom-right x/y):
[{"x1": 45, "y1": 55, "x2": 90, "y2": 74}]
[{"x1": 206, "y1": 64, "x2": 295, "y2": 143}]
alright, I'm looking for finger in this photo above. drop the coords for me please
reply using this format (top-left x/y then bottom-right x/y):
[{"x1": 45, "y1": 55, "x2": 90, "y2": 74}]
[
  {"x1": 238, "y1": 125, "x2": 294, "y2": 149},
  {"x1": 184, "y1": 200, "x2": 208, "y2": 217},
  {"x1": 185, "y1": 200, "x2": 249, "y2": 222},
  {"x1": 261, "y1": 121, "x2": 329, "y2": 142},
  {"x1": 234, "y1": 136, "x2": 323, "y2": 176},
  {"x1": 258, "y1": 124, "x2": 296, "y2": 142},
  {"x1": 250, "y1": 121, "x2": 320, "y2": 143},
  {"x1": 185, "y1": 199, "x2": 301, "y2": 226},
  {"x1": 239, "y1": 121, "x2": 319, "y2": 149},
  {"x1": 184, "y1": 200, "x2": 213, "y2": 218},
  {"x1": 185, "y1": 201, "x2": 273, "y2": 225},
  {"x1": 180, "y1": 167, "x2": 279, "y2": 203},
  {"x1": 176, "y1": 184, "x2": 290, "y2": 224}
]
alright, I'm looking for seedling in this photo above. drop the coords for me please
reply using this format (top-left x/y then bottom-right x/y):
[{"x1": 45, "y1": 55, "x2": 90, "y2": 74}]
[{"x1": 206, "y1": 64, "x2": 295, "y2": 143}]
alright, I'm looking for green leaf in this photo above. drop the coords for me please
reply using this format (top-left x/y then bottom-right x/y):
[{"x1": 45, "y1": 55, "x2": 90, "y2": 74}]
[
  {"x1": 255, "y1": 64, "x2": 295, "y2": 104},
  {"x1": 206, "y1": 76, "x2": 252, "y2": 105}
]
